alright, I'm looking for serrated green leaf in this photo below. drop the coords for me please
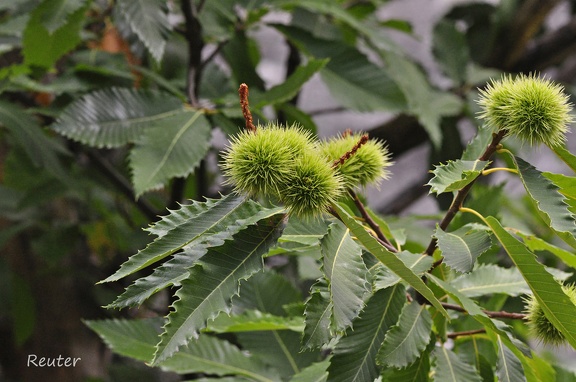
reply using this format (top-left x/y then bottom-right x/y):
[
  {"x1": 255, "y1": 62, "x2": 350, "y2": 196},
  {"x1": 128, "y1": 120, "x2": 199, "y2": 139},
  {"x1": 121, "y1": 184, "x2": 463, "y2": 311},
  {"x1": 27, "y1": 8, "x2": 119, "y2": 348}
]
[
  {"x1": 108, "y1": 248, "x2": 204, "y2": 308},
  {"x1": 275, "y1": 25, "x2": 406, "y2": 112},
  {"x1": 84, "y1": 318, "x2": 162, "y2": 362},
  {"x1": 327, "y1": 285, "x2": 406, "y2": 382},
  {"x1": 289, "y1": 359, "x2": 330, "y2": 382},
  {"x1": 372, "y1": 251, "x2": 434, "y2": 291},
  {"x1": 456, "y1": 336, "x2": 496, "y2": 382},
  {"x1": 102, "y1": 194, "x2": 249, "y2": 283},
  {"x1": 508, "y1": 155, "x2": 576, "y2": 249},
  {"x1": 383, "y1": 52, "x2": 463, "y2": 148},
  {"x1": 51, "y1": 88, "x2": 190, "y2": 148},
  {"x1": 38, "y1": 0, "x2": 87, "y2": 33},
  {"x1": 434, "y1": 224, "x2": 492, "y2": 273},
  {"x1": 237, "y1": 329, "x2": 319, "y2": 380},
  {"x1": 152, "y1": 214, "x2": 286, "y2": 365},
  {"x1": 515, "y1": 231, "x2": 576, "y2": 269},
  {"x1": 234, "y1": 270, "x2": 302, "y2": 316},
  {"x1": 451, "y1": 264, "x2": 529, "y2": 297},
  {"x1": 381, "y1": 355, "x2": 431, "y2": 382},
  {"x1": 496, "y1": 334, "x2": 526, "y2": 382},
  {"x1": 542, "y1": 172, "x2": 576, "y2": 200},
  {"x1": 0, "y1": 100, "x2": 68, "y2": 180},
  {"x1": 427, "y1": 160, "x2": 490, "y2": 194},
  {"x1": 22, "y1": 1, "x2": 85, "y2": 68},
  {"x1": 332, "y1": 203, "x2": 449, "y2": 318},
  {"x1": 322, "y1": 221, "x2": 369, "y2": 331},
  {"x1": 85, "y1": 318, "x2": 278, "y2": 380},
  {"x1": 432, "y1": 20, "x2": 469, "y2": 84},
  {"x1": 552, "y1": 144, "x2": 576, "y2": 173},
  {"x1": 252, "y1": 59, "x2": 329, "y2": 107},
  {"x1": 485, "y1": 216, "x2": 576, "y2": 348},
  {"x1": 428, "y1": 274, "x2": 543, "y2": 382},
  {"x1": 461, "y1": 126, "x2": 493, "y2": 161},
  {"x1": 129, "y1": 110, "x2": 211, "y2": 197},
  {"x1": 117, "y1": 0, "x2": 171, "y2": 62},
  {"x1": 302, "y1": 279, "x2": 333, "y2": 350},
  {"x1": 377, "y1": 302, "x2": 432, "y2": 368},
  {"x1": 282, "y1": 0, "x2": 398, "y2": 52},
  {"x1": 161, "y1": 335, "x2": 278, "y2": 381},
  {"x1": 278, "y1": 216, "x2": 329, "y2": 246},
  {"x1": 432, "y1": 346, "x2": 482, "y2": 382},
  {"x1": 207, "y1": 310, "x2": 304, "y2": 333}
]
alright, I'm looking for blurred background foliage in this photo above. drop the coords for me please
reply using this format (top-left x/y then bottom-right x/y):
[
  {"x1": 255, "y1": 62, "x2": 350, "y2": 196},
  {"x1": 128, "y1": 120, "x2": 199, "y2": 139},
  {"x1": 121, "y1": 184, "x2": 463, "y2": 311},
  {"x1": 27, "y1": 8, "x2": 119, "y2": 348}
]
[{"x1": 1, "y1": 0, "x2": 576, "y2": 380}]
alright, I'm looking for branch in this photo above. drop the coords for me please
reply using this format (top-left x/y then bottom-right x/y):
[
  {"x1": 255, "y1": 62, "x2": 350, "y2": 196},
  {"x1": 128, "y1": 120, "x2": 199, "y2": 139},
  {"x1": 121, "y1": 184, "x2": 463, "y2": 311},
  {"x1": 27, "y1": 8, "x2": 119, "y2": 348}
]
[
  {"x1": 180, "y1": 0, "x2": 204, "y2": 106},
  {"x1": 447, "y1": 329, "x2": 486, "y2": 339},
  {"x1": 86, "y1": 149, "x2": 158, "y2": 221},
  {"x1": 424, "y1": 129, "x2": 507, "y2": 256},
  {"x1": 442, "y1": 302, "x2": 526, "y2": 320},
  {"x1": 349, "y1": 189, "x2": 396, "y2": 252}
]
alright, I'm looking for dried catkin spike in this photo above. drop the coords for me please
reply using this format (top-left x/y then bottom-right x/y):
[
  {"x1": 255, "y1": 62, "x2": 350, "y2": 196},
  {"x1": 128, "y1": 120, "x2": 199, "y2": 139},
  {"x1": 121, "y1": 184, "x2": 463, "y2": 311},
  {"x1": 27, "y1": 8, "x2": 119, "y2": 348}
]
[{"x1": 238, "y1": 83, "x2": 256, "y2": 133}]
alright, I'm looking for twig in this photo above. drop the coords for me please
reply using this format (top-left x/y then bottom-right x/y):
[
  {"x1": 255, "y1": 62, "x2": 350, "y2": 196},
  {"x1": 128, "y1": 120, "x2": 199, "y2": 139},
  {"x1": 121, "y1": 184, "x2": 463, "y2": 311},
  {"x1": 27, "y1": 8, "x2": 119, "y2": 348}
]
[
  {"x1": 349, "y1": 189, "x2": 396, "y2": 252},
  {"x1": 238, "y1": 83, "x2": 256, "y2": 132},
  {"x1": 424, "y1": 129, "x2": 507, "y2": 256},
  {"x1": 447, "y1": 329, "x2": 486, "y2": 339},
  {"x1": 442, "y1": 302, "x2": 526, "y2": 320}
]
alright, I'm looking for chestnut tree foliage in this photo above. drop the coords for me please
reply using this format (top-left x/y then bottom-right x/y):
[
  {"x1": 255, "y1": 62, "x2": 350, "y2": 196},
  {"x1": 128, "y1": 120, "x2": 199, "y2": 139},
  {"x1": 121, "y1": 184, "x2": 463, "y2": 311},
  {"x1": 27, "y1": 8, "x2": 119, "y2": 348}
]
[{"x1": 2, "y1": 1, "x2": 576, "y2": 381}]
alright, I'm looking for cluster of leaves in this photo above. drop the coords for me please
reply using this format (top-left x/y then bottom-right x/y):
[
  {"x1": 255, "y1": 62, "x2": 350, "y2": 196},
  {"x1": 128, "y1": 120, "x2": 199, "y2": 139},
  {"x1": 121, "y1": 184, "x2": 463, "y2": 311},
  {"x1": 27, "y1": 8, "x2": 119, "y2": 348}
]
[{"x1": 2, "y1": 1, "x2": 576, "y2": 381}]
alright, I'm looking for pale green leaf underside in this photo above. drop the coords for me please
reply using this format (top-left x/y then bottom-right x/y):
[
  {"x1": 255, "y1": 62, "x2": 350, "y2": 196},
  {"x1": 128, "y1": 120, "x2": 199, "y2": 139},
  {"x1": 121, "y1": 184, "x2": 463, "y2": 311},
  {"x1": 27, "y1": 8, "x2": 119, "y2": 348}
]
[
  {"x1": 289, "y1": 359, "x2": 330, "y2": 382},
  {"x1": 130, "y1": 111, "x2": 211, "y2": 197},
  {"x1": 427, "y1": 274, "x2": 535, "y2": 370},
  {"x1": 152, "y1": 214, "x2": 286, "y2": 365},
  {"x1": 434, "y1": 224, "x2": 492, "y2": 273},
  {"x1": 207, "y1": 310, "x2": 304, "y2": 333},
  {"x1": 496, "y1": 335, "x2": 526, "y2": 382},
  {"x1": 516, "y1": 231, "x2": 576, "y2": 269},
  {"x1": 322, "y1": 221, "x2": 369, "y2": 331},
  {"x1": 302, "y1": 279, "x2": 333, "y2": 350},
  {"x1": 108, "y1": 247, "x2": 204, "y2": 308},
  {"x1": 372, "y1": 251, "x2": 434, "y2": 291},
  {"x1": 237, "y1": 329, "x2": 319, "y2": 380},
  {"x1": 51, "y1": 87, "x2": 188, "y2": 148},
  {"x1": 332, "y1": 203, "x2": 448, "y2": 318},
  {"x1": 377, "y1": 302, "x2": 432, "y2": 368},
  {"x1": 102, "y1": 193, "x2": 248, "y2": 283},
  {"x1": 451, "y1": 264, "x2": 529, "y2": 297},
  {"x1": 510, "y1": 155, "x2": 576, "y2": 249},
  {"x1": 427, "y1": 160, "x2": 489, "y2": 194},
  {"x1": 84, "y1": 318, "x2": 163, "y2": 362},
  {"x1": 109, "y1": 200, "x2": 283, "y2": 308},
  {"x1": 117, "y1": 0, "x2": 171, "y2": 62},
  {"x1": 327, "y1": 285, "x2": 406, "y2": 382},
  {"x1": 433, "y1": 346, "x2": 482, "y2": 382},
  {"x1": 486, "y1": 216, "x2": 576, "y2": 349},
  {"x1": 85, "y1": 318, "x2": 276, "y2": 380}
]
